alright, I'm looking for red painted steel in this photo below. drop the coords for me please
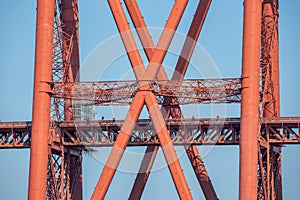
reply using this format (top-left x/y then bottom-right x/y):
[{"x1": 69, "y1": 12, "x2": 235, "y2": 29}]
[
  {"x1": 52, "y1": 78, "x2": 242, "y2": 105},
  {"x1": 129, "y1": 145, "x2": 159, "y2": 199},
  {"x1": 122, "y1": 2, "x2": 168, "y2": 193},
  {"x1": 91, "y1": 1, "x2": 193, "y2": 199},
  {"x1": 271, "y1": 1, "x2": 280, "y2": 116},
  {"x1": 185, "y1": 145, "x2": 218, "y2": 199},
  {"x1": 123, "y1": 0, "x2": 169, "y2": 81},
  {"x1": 0, "y1": 0, "x2": 292, "y2": 199},
  {"x1": 260, "y1": 1, "x2": 282, "y2": 199},
  {"x1": 239, "y1": 0, "x2": 262, "y2": 199},
  {"x1": 271, "y1": 2, "x2": 282, "y2": 197},
  {"x1": 69, "y1": 153, "x2": 82, "y2": 200},
  {"x1": 124, "y1": 1, "x2": 217, "y2": 199},
  {"x1": 145, "y1": 92, "x2": 192, "y2": 200},
  {"x1": 173, "y1": 0, "x2": 212, "y2": 81},
  {"x1": 3, "y1": 117, "x2": 300, "y2": 149},
  {"x1": 106, "y1": 0, "x2": 145, "y2": 80},
  {"x1": 61, "y1": 0, "x2": 80, "y2": 121},
  {"x1": 91, "y1": 92, "x2": 145, "y2": 199},
  {"x1": 28, "y1": 0, "x2": 55, "y2": 199}
]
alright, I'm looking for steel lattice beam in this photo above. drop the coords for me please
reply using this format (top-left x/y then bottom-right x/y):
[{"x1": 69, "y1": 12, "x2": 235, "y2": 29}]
[
  {"x1": 52, "y1": 78, "x2": 241, "y2": 105},
  {"x1": 2, "y1": 117, "x2": 300, "y2": 148}
]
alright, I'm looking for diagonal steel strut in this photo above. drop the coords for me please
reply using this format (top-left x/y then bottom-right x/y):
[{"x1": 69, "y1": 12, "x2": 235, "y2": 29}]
[
  {"x1": 91, "y1": 0, "x2": 192, "y2": 199},
  {"x1": 123, "y1": 0, "x2": 217, "y2": 199}
]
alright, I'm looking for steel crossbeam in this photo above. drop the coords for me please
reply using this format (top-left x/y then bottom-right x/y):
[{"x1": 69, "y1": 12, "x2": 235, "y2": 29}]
[
  {"x1": 52, "y1": 78, "x2": 241, "y2": 105},
  {"x1": 2, "y1": 117, "x2": 300, "y2": 148}
]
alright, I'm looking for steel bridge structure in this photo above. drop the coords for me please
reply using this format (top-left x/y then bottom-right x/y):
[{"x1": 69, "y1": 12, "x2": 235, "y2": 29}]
[{"x1": 0, "y1": 0, "x2": 298, "y2": 199}]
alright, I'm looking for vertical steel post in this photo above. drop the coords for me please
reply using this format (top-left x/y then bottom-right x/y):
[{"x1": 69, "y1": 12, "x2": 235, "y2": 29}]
[
  {"x1": 60, "y1": 2, "x2": 82, "y2": 197},
  {"x1": 272, "y1": 3, "x2": 282, "y2": 198},
  {"x1": 261, "y1": 1, "x2": 281, "y2": 199},
  {"x1": 261, "y1": 0, "x2": 279, "y2": 118},
  {"x1": 271, "y1": 1, "x2": 280, "y2": 116},
  {"x1": 239, "y1": 0, "x2": 262, "y2": 199},
  {"x1": 61, "y1": 0, "x2": 80, "y2": 121},
  {"x1": 28, "y1": 0, "x2": 55, "y2": 199},
  {"x1": 69, "y1": 152, "x2": 83, "y2": 200}
]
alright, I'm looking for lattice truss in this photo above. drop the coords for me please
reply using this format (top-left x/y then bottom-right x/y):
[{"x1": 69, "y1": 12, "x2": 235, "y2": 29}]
[
  {"x1": 46, "y1": 146, "x2": 82, "y2": 200},
  {"x1": 39, "y1": 0, "x2": 285, "y2": 199},
  {"x1": 47, "y1": 0, "x2": 82, "y2": 199},
  {"x1": 52, "y1": 78, "x2": 241, "y2": 106},
  {"x1": 0, "y1": 0, "x2": 296, "y2": 200},
  {"x1": 1, "y1": 117, "x2": 300, "y2": 148},
  {"x1": 257, "y1": 1, "x2": 282, "y2": 199}
]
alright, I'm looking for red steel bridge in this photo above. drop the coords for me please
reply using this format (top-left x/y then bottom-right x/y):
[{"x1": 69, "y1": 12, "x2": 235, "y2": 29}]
[{"x1": 1, "y1": 0, "x2": 299, "y2": 199}]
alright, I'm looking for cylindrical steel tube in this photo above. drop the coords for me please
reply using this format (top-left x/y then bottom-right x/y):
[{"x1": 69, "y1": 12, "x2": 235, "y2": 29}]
[
  {"x1": 239, "y1": 0, "x2": 262, "y2": 199},
  {"x1": 28, "y1": 0, "x2": 55, "y2": 199}
]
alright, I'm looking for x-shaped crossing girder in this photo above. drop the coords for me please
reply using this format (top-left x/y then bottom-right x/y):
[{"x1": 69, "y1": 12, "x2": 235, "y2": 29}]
[
  {"x1": 91, "y1": 1, "x2": 215, "y2": 199},
  {"x1": 123, "y1": 1, "x2": 217, "y2": 199}
]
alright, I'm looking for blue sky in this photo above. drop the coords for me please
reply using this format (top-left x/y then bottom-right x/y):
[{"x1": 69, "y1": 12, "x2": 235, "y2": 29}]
[{"x1": 0, "y1": 0, "x2": 300, "y2": 199}]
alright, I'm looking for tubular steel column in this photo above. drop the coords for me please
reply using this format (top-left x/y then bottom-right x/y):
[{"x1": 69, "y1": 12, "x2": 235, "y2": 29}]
[
  {"x1": 239, "y1": 0, "x2": 262, "y2": 199},
  {"x1": 28, "y1": 0, "x2": 55, "y2": 199}
]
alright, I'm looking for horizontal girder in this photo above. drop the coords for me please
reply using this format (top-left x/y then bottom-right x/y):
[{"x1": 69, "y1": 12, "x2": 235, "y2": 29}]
[
  {"x1": 51, "y1": 78, "x2": 241, "y2": 105},
  {"x1": 1, "y1": 117, "x2": 300, "y2": 148}
]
